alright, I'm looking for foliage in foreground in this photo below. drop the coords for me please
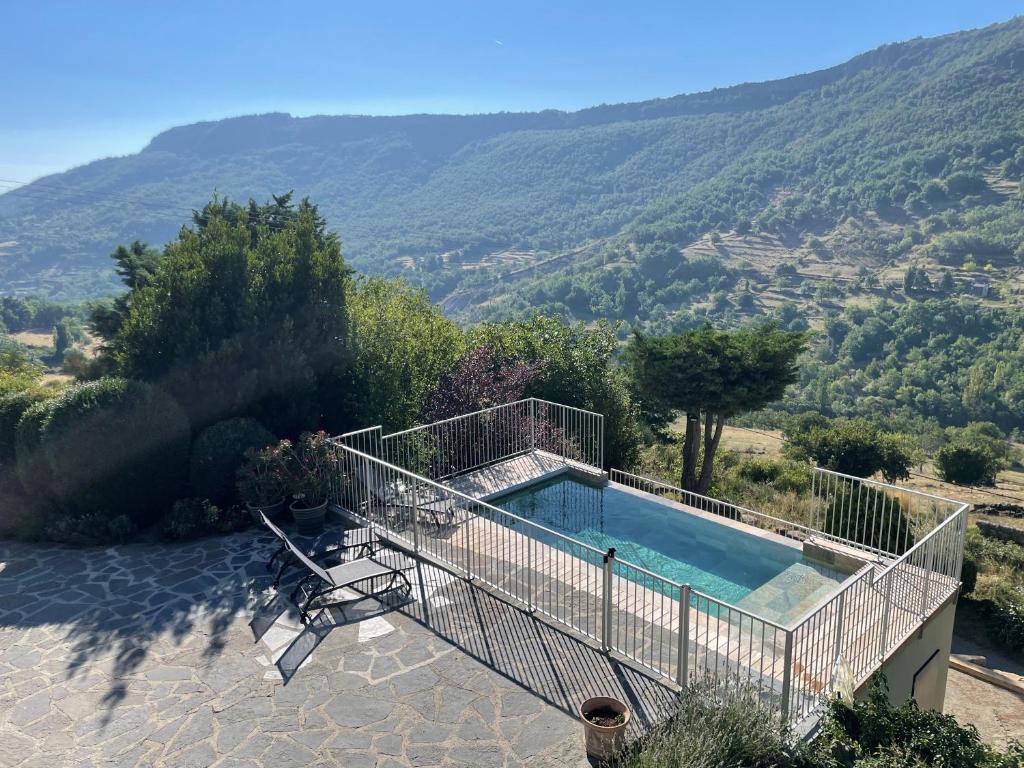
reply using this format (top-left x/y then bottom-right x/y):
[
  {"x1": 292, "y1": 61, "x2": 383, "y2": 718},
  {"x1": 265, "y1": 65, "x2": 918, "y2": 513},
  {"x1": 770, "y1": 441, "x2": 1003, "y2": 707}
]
[
  {"x1": 615, "y1": 678, "x2": 802, "y2": 768},
  {"x1": 810, "y1": 677, "x2": 1023, "y2": 768},
  {"x1": 160, "y1": 498, "x2": 249, "y2": 541},
  {"x1": 616, "y1": 676, "x2": 1023, "y2": 768},
  {"x1": 101, "y1": 194, "x2": 353, "y2": 435}
]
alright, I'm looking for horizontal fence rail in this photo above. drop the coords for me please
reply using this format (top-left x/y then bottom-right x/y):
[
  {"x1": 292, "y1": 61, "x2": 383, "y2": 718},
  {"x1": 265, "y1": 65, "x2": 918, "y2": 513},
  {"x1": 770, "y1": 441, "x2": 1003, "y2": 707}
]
[
  {"x1": 379, "y1": 398, "x2": 604, "y2": 481},
  {"x1": 332, "y1": 411, "x2": 967, "y2": 729}
]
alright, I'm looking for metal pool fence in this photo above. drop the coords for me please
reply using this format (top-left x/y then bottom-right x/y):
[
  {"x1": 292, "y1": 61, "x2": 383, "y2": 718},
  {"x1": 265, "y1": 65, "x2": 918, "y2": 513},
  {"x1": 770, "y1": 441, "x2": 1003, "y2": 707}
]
[
  {"x1": 378, "y1": 398, "x2": 603, "y2": 481},
  {"x1": 329, "y1": 412, "x2": 967, "y2": 726}
]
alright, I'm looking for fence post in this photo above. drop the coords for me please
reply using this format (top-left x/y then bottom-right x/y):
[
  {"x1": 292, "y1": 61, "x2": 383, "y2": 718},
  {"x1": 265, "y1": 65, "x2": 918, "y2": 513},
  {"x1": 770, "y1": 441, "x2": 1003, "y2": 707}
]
[
  {"x1": 410, "y1": 478, "x2": 421, "y2": 554},
  {"x1": 676, "y1": 584, "x2": 690, "y2": 687},
  {"x1": 601, "y1": 548, "x2": 615, "y2": 652},
  {"x1": 833, "y1": 589, "x2": 847, "y2": 674},
  {"x1": 526, "y1": 535, "x2": 535, "y2": 613},
  {"x1": 920, "y1": 538, "x2": 935, "y2": 617},
  {"x1": 878, "y1": 575, "x2": 894, "y2": 659},
  {"x1": 530, "y1": 399, "x2": 536, "y2": 453},
  {"x1": 780, "y1": 629, "x2": 794, "y2": 724}
]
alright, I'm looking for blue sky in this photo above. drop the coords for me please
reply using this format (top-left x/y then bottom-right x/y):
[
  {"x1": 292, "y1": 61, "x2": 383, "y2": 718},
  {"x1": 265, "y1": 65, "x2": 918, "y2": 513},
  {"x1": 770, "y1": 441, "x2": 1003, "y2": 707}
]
[{"x1": 1, "y1": 0, "x2": 1022, "y2": 185}]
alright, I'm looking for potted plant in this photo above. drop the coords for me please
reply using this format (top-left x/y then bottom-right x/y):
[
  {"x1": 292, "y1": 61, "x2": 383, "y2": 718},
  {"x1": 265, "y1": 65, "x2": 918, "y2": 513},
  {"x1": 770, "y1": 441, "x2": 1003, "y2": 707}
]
[
  {"x1": 579, "y1": 696, "x2": 631, "y2": 762},
  {"x1": 286, "y1": 431, "x2": 334, "y2": 535},
  {"x1": 236, "y1": 444, "x2": 288, "y2": 524}
]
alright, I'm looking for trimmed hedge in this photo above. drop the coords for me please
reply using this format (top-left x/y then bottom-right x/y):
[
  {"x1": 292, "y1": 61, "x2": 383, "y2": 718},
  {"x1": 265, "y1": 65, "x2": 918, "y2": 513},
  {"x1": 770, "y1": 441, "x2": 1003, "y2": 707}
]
[
  {"x1": 16, "y1": 378, "x2": 190, "y2": 528},
  {"x1": 14, "y1": 398, "x2": 55, "y2": 498},
  {"x1": 0, "y1": 388, "x2": 53, "y2": 465},
  {"x1": 189, "y1": 417, "x2": 275, "y2": 506}
]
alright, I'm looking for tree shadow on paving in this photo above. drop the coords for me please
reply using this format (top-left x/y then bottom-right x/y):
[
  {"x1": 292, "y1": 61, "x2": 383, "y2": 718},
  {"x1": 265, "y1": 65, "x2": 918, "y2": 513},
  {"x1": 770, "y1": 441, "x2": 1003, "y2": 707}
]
[
  {"x1": 0, "y1": 529, "x2": 280, "y2": 726},
  {"x1": 397, "y1": 559, "x2": 678, "y2": 734}
]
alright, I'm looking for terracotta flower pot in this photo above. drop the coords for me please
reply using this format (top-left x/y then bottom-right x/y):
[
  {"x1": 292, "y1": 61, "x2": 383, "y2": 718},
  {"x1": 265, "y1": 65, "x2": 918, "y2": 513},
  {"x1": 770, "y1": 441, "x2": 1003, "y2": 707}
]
[
  {"x1": 579, "y1": 696, "x2": 630, "y2": 761},
  {"x1": 290, "y1": 499, "x2": 327, "y2": 535},
  {"x1": 246, "y1": 498, "x2": 286, "y2": 525}
]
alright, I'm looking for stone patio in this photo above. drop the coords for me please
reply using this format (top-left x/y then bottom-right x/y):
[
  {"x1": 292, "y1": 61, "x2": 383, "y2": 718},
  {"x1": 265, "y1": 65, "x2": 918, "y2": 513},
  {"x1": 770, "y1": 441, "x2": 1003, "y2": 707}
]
[{"x1": 0, "y1": 528, "x2": 675, "y2": 767}]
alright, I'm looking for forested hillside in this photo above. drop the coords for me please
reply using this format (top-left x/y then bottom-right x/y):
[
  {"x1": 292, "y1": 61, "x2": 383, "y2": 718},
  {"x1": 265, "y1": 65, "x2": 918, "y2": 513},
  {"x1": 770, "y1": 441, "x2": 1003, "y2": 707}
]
[{"x1": 1, "y1": 17, "x2": 1023, "y2": 306}]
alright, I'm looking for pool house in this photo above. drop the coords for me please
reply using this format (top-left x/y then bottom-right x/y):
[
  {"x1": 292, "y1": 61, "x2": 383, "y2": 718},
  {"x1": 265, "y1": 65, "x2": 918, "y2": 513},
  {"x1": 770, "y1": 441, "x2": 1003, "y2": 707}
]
[{"x1": 328, "y1": 398, "x2": 968, "y2": 728}]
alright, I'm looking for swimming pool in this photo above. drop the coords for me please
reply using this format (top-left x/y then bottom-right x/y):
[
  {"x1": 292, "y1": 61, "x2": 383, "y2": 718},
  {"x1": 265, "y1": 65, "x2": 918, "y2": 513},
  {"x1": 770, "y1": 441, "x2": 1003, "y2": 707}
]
[{"x1": 492, "y1": 477, "x2": 847, "y2": 624}]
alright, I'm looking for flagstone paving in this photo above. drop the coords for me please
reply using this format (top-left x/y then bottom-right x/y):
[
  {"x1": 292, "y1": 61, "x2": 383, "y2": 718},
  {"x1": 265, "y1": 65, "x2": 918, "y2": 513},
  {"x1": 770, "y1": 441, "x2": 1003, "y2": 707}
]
[{"x1": 0, "y1": 528, "x2": 674, "y2": 767}]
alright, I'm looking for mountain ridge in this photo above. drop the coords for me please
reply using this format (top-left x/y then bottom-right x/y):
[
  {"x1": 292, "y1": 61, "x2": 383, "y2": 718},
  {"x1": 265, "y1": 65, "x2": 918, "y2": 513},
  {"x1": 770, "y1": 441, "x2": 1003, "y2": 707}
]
[{"x1": 1, "y1": 15, "x2": 1023, "y2": 304}]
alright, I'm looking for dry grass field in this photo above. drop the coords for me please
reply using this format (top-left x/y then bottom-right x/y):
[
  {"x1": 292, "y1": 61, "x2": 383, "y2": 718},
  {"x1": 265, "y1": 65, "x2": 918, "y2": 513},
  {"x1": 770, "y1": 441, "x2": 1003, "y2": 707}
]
[{"x1": 9, "y1": 329, "x2": 54, "y2": 348}]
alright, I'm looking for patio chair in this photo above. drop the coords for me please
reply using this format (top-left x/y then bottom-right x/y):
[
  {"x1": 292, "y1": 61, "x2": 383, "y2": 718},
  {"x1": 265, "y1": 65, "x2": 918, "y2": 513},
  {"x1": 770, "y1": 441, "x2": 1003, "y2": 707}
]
[
  {"x1": 282, "y1": 535, "x2": 415, "y2": 624},
  {"x1": 355, "y1": 463, "x2": 461, "y2": 534},
  {"x1": 260, "y1": 512, "x2": 380, "y2": 588}
]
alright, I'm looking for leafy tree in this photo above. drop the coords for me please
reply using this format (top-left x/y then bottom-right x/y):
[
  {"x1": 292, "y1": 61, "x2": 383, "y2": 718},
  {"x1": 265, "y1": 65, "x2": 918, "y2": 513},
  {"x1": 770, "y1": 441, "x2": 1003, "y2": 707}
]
[
  {"x1": 935, "y1": 444, "x2": 1001, "y2": 485},
  {"x1": 347, "y1": 277, "x2": 465, "y2": 431},
  {"x1": 89, "y1": 241, "x2": 161, "y2": 343},
  {"x1": 51, "y1": 319, "x2": 73, "y2": 361},
  {"x1": 470, "y1": 315, "x2": 642, "y2": 469},
  {"x1": 939, "y1": 269, "x2": 956, "y2": 293},
  {"x1": 786, "y1": 419, "x2": 913, "y2": 481},
  {"x1": 420, "y1": 345, "x2": 540, "y2": 422},
  {"x1": 945, "y1": 421, "x2": 1011, "y2": 463},
  {"x1": 625, "y1": 323, "x2": 807, "y2": 493},
  {"x1": 104, "y1": 194, "x2": 352, "y2": 435}
]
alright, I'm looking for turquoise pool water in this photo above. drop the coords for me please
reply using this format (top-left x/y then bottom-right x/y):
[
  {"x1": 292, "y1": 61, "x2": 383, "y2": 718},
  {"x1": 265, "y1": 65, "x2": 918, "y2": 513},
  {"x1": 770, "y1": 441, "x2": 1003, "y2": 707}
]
[{"x1": 493, "y1": 477, "x2": 845, "y2": 623}]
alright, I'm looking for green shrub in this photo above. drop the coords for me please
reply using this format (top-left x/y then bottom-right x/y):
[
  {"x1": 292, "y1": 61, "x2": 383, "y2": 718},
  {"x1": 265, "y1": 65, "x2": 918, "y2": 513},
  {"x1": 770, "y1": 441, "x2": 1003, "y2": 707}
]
[
  {"x1": 967, "y1": 529, "x2": 1024, "y2": 571},
  {"x1": 0, "y1": 388, "x2": 52, "y2": 465},
  {"x1": 960, "y1": 551, "x2": 979, "y2": 595},
  {"x1": 735, "y1": 457, "x2": 812, "y2": 494},
  {"x1": 824, "y1": 485, "x2": 915, "y2": 555},
  {"x1": 812, "y1": 675, "x2": 1019, "y2": 768},
  {"x1": 736, "y1": 456, "x2": 782, "y2": 485},
  {"x1": 43, "y1": 509, "x2": 138, "y2": 545},
  {"x1": 616, "y1": 677, "x2": 803, "y2": 768},
  {"x1": 936, "y1": 444, "x2": 1001, "y2": 486},
  {"x1": 189, "y1": 417, "x2": 275, "y2": 506},
  {"x1": 160, "y1": 497, "x2": 249, "y2": 541},
  {"x1": 975, "y1": 583, "x2": 1024, "y2": 653},
  {"x1": 19, "y1": 378, "x2": 190, "y2": 528}
]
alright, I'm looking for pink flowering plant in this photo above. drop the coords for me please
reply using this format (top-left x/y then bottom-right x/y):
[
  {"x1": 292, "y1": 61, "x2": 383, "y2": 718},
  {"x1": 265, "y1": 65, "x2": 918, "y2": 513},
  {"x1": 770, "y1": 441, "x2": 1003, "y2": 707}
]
[
  {"x1": 236, "y1": 441, "x2": 289, "y2": 507},
  {"x1": 282, "y1": 431, "x2": 335, "y2": 507}
]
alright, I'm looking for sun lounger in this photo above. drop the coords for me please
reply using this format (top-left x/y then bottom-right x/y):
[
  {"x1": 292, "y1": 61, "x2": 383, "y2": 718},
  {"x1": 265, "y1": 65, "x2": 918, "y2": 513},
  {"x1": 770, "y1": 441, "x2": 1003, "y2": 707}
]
[
  {"x1": 260, "y1": 512, "x2": 380, "y2": 587},
  {"x1": 281, "y1": 534, "x2": 415, "y2": 624}
]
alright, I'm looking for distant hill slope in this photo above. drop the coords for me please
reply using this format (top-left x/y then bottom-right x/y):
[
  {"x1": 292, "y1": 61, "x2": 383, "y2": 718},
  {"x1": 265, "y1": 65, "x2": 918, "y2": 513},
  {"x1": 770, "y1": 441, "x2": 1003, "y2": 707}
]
[{"x1": 1, "y1": 17, "x2": 1023, "y2": 304}]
